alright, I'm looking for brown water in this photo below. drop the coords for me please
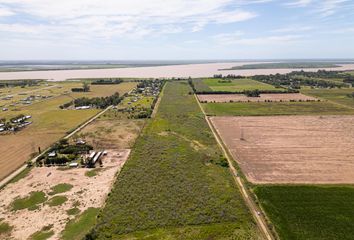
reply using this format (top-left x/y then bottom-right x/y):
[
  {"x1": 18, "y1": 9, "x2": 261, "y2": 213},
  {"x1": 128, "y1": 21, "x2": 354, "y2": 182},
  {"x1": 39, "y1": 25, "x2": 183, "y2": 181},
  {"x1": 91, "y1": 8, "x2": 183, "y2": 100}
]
[{"x1": 1, "y1": 62, "x2": 354, "y2": 81}]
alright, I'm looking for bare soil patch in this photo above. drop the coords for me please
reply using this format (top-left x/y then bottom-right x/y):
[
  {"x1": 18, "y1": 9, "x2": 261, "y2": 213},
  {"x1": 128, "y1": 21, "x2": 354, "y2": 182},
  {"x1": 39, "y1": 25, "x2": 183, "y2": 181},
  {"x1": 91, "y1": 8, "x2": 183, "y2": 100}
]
[
  {"x1": 211, "y1": 115, "x2": 354, "y2": 184},
  {"x1": 0, "y1": 149, "x2": 130, "y2": 240},
  {"x1": 198, "y1": 93, "x2": 317, "y2": 103}
]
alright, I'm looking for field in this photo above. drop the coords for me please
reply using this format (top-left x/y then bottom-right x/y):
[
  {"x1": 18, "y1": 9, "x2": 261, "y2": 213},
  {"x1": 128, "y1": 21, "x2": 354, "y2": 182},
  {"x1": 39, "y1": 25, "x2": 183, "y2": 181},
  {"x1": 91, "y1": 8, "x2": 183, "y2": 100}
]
[
  {"x1": 198, "y1": 93, "x2": 317, "y2": 103},
  {"x1": 302, "y1": 88, "x2": 354, "y2": 108},
  {"x1": 75, "y1": 110, "x2": 145, "y2": 150},
  {"x1": 0, "y1": 149, "x2": 130, "y2": 239},
  {"x1": 90, "y1": 82, "x2": 261, "y2": 239},
  {"x1": 0, "y1": 82, "x2": 136, "y2": 180},
  {"x1": 253, "y1": 185, "x2": 354, "y2": 240},
  {"x1": 202, "y1": 101, "x2": 354, "y2": 116},
  {"x1": 210, "y1": 115, "x2": 354, "y2": 184},
  {"x1": 202, "y1": 78, "x2": 278, "y2": 92}
]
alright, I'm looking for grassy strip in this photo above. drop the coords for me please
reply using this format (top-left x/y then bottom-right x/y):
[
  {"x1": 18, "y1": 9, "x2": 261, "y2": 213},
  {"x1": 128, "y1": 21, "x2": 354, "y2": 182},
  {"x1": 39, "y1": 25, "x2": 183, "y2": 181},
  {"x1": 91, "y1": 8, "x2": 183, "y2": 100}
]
[
  {"x1": 203, "y1": 101, "x2": 354, "y2": 116},
  {"x1": 29, "y1": 230, "x2": 54, "y2": 240},
  {"x1": 117, "y1": 222, "x2": 258, "y2": 240},
  {"x1": 90, "y1": 81, "x2": 259, "y2": 239},
  {"x1": 61, "y1": 208, "x2": 99, "y2": 240},
  {"x1": 203, "y1": 78, "x2": 278, "y2": 92},
  {"x1": 253, "y1": 185, "x2": 354, "y2": 240}
]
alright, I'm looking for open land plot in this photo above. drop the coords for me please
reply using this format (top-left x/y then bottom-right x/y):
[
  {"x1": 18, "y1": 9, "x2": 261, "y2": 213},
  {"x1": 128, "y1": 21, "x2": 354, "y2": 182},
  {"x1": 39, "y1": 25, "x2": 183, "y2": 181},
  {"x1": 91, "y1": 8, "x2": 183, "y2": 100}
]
[
  {"x1": 75, "y1": 110, "x2": 145, "y2": 150},
  {"x1": 302, "y1": 88, "x2": 354, "y2": 108},
  {"x1": 90, "y1": 82, "x2": 261, "y2": 239},
  {"x1": 253, "y1": 185, "x2": 354, "y2": 240},
  {"x1": 211, "y1": 115, "x2": 354, "y2": 184},
  {"x1": 203, "y1": 101, "x2": 354, "y2": 116},
  {"x1": 198, "y1": 93, "x2": 317, "y2": 103},
  {"x1": 0, "y1": 149, "x2": 130, "y2": 240},
  {"x1": 0, "y1": 82, "x2": 136, "y2": 181},
  {"x1": 203, "y1": 78, "x2": 278, "y2": 92}
]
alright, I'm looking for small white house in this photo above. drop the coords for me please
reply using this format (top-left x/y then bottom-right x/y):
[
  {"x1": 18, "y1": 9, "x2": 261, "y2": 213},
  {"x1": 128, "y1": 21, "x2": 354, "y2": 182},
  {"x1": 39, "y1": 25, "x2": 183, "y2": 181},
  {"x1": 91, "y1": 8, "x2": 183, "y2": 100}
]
[{"x1": 48, "y1": 152, "x2": 57, "y2": 157}]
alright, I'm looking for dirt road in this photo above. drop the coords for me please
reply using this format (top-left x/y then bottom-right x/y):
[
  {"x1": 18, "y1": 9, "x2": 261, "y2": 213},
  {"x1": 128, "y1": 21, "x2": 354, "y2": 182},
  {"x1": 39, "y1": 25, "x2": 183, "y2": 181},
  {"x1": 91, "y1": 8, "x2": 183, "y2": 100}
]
[{"x1": 194, "y1": 94, "x2": 274, "y2": 240}]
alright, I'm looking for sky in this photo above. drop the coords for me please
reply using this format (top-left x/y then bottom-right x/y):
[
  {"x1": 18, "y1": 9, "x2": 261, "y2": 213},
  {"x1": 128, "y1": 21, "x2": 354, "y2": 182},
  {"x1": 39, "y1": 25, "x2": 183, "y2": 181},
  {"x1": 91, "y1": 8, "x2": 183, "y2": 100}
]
[{"x1": 0, "y1": 0, "x2": 353, "y2": 60}]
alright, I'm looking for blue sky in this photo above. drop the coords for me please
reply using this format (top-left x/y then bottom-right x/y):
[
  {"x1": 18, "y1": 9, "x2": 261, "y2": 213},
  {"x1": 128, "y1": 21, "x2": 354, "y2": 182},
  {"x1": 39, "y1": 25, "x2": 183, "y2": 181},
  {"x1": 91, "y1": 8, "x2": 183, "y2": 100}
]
[{"x1": 0, "y1": 0, "x2": 353, "y2": 60}]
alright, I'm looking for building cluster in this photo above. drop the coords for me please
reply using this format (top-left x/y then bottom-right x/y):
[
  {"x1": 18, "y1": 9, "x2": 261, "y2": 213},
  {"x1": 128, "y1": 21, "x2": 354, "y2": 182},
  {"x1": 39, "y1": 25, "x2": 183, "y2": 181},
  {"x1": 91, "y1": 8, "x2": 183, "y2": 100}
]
[{"x1": 0, "y1": 115, "x2": 32, "y2": 133}]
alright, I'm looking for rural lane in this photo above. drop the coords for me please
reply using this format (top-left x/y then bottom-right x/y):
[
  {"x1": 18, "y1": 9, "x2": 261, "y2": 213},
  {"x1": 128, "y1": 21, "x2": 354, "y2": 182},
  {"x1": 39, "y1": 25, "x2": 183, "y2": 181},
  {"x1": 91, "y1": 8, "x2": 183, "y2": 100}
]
[
  {"x1": 194, "y1": 94, "x2": 274, "y2": 240},
  {"x1": 0, "y1": 105, "x2": 112, "y2": 189}
]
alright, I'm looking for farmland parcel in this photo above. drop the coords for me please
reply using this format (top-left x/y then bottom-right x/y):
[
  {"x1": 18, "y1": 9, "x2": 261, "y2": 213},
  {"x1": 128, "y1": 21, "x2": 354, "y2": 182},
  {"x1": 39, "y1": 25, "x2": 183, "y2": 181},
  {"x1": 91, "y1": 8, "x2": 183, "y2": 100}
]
[
  {"x1": 210, "y1": 115, "x2": 354, "y2": 184},
  {"x1": 90, "y1": 82, "x2": 261, "y2": 239},
  {"x1": 0, "y1": 82, "x2": 136, "y2": 180}
]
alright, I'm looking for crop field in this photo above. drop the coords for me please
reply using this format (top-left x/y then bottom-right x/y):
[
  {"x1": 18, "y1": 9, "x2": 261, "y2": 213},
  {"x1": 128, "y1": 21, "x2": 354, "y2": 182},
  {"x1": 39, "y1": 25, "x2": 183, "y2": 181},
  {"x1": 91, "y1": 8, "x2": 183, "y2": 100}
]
[
  {"x1": 302, "y1": 88, "x2": 354, "y2": 108},
  {"x1": 90, "y1": 82, "x2": 261, "y2": 239},
  {"x1": 253, "y1": 185, "x2": 354, "y2": 240},
  {"x1": 0, "y1": 82, "x2": 136, "y2": 180},
  {"x1": 211, "y1": 115, "x2": 354, "y2": 184},
  {"x1": 202, "y1": 101, "x2": 354, "y2": 116},
  {"x1": 203, "y1": 78, "x2": 278, "y2": 92},
  {"x1": 198, "y1": 93, "x2": 317, "y2": 103}
]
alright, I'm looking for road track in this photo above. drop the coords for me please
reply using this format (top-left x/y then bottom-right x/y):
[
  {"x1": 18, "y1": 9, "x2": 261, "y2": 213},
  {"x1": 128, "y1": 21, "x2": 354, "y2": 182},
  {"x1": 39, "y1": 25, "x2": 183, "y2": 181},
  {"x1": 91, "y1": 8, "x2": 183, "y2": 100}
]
[{"x1": 194, "y1": 94, "x2": 274, "y2": 240}]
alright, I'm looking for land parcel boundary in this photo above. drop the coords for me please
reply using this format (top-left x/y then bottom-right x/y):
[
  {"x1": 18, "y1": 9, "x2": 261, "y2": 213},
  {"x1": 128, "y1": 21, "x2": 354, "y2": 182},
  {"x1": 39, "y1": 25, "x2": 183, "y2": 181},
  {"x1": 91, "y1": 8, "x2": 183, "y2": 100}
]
[
  {"x1": 90, "y1": 82, "x2": 261, "y2": 239},
  {"x1": 202, "y1": 101, "x2": 354, "y2": 116}
]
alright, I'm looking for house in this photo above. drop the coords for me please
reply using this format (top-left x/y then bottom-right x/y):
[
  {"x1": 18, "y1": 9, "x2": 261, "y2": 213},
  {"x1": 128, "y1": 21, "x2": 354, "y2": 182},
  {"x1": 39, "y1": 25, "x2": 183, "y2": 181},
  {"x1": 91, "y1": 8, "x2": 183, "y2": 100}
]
[
  {"x1": 69, "y1": 162, "x2": 79, "y2": 168},
  {"x1": 48, "y1": 152, "x2": 57, "y2": 157},
  {"x1": 76, "y1": 139, "x2": 86, "y2": 145},
  {"x1": 75, "y1": 106, "x2": 91, "y2": 110}
]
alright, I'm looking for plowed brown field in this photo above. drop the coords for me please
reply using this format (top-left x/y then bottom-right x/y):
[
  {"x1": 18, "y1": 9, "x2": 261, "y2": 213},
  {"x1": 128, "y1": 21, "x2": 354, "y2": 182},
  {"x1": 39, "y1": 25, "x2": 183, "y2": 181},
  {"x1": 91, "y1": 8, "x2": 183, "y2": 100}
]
[{"x1": 211, "y1": 115, "x2": 354, "y2": 184}]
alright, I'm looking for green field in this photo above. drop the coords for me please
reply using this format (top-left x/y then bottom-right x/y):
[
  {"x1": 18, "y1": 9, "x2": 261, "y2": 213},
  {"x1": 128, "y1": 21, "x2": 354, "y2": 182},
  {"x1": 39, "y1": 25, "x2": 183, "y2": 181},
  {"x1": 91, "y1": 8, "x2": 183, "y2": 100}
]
[
  {"x1": 203, "y1": 101, "x2": 354, "y2": 116},
  {"x1": 302, "y1": 88, "x2": 354, "y2": 108},
  {"x1": 253, "y1": 185, "x2": 354, "y2": 240},
  {"x1": 203, "y1": 78, "x2": 278, "y2": 92},
  {"x1": 90, "y1": 82, "x2": 260, "y2": 239}
]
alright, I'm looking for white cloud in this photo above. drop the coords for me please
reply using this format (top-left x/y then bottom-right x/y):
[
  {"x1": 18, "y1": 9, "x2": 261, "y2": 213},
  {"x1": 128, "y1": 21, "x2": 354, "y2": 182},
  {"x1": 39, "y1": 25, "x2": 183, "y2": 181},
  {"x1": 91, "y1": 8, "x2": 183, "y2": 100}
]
[
  {"x1": 0, "y1": 6, "x2": 14, "y2": 16},
  {"x1": 315, "y1": 0, "x2": 350, "y2": 17},
  {"x1": 214, "y1": 32, "x2": 303, "y2": 45},
  {"x1": 0, "y1": 0, "x2": 258, "y2": 39},
  {"x1": 272, "y1": 26, "x2": 314, "y2": 33},
  {"x1": 286, "y1": 0, "x2": 313, "y2": 7}
]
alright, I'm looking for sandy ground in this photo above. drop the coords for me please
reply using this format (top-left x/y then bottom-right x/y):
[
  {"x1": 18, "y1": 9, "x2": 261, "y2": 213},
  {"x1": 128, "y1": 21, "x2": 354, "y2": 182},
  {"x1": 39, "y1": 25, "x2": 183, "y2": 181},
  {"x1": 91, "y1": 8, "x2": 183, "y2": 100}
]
[
  {"x1": 198, "y1": 93, "x2": 317, "y2": 103},
  {"x1": 210, "y1": 116, "x2": 354, "y2": 184},
  {"x1": 0, "y1": 149, "x2": 130, "y2": 240},
  {"x1": 1, "y1": 62, "x2": 354, "y2": 81}
]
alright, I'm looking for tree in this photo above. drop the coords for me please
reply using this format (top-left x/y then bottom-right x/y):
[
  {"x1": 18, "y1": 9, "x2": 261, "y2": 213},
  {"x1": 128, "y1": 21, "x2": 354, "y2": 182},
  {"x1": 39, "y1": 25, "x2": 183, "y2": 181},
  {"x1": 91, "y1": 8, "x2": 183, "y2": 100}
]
[{"x1": 83, "y1": 82, "x2": 90, "y2": 92}]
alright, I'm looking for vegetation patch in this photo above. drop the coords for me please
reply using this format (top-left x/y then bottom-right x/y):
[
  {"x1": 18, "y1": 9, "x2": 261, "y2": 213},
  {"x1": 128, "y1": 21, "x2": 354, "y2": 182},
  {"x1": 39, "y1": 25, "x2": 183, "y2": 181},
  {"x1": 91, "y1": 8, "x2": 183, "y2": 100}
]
[
  {"x1": 0, "y1": 221, "x2": 13, "y2": 236},
  {"x1": 29, "y1": 228, "x2": 54, "y2": 240},
  {"x1": 61, "y1": 208, "x2": 99, "y2": 240},
  {"x1": 11, "y1": 191, "x2": 47, "y2": 211},
  {"x1": 85, "y1": 169, "x2": 102, "y2": 178},
  {"x1": 48, "y1": 183, "x2": 73, "y2": 195},
  {"x1": 203, "y1": 101, "x2": 354, "y2": 116},
  {"x1": 66, "y1": 207, "x2": 81, "y2": 216},
  {"x1": 254, "y1": 185, "x2": 354, "y2": 240},
  {"x1": 47, "y1": 196, "x2": 68, "y2": 207},
  {"x1": 89, "y1": 82, "x2": 259, "y2": 239}
]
